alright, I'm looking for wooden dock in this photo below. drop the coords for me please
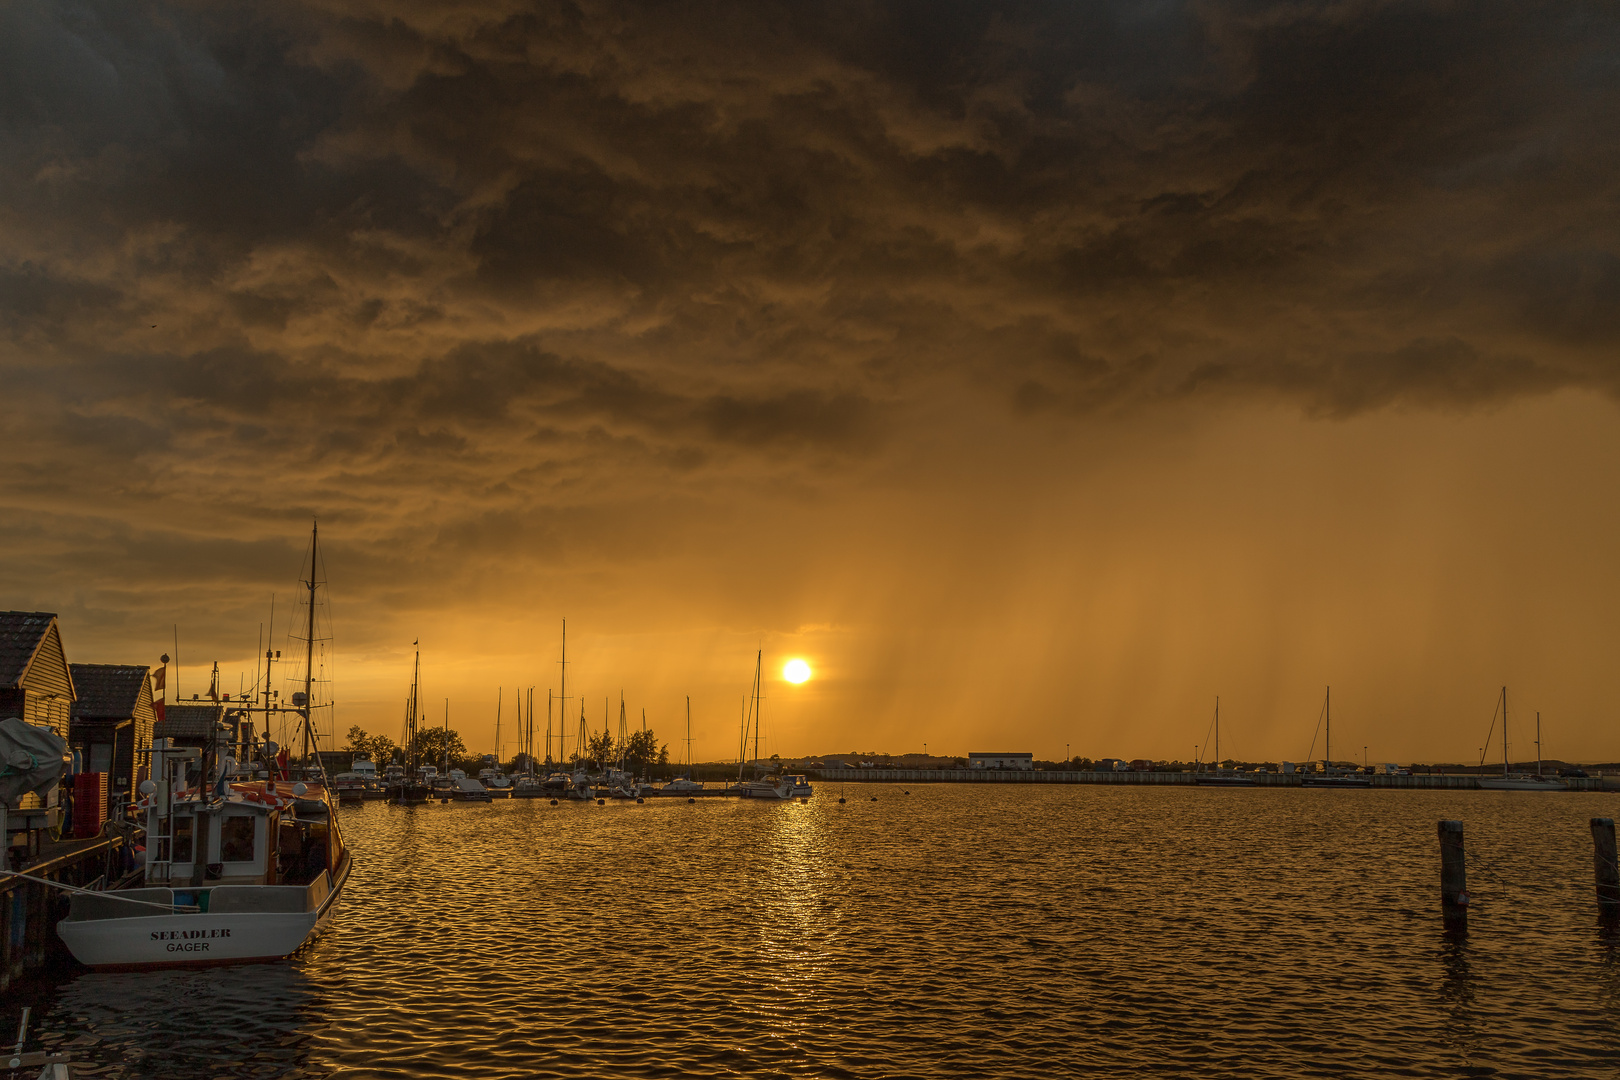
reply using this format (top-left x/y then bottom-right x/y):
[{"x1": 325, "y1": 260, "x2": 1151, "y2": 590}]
[{"x1": 0, "y1": 830, "x2": 138, "y2": 993}]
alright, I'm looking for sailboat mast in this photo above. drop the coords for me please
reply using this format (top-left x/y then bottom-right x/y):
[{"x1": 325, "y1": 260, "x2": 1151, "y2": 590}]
[
  {"x1": 302, "y1": 521, "x2": 319, "y2": 763},
  {"x1": 753, "y1": 650, "x2": 762, "y2": 769},
  {"x1": 558, "y1": 619, "x2": 567, "y2": 768},
  {"x1": 1215, "y1": 696, "x2": 1219, "y2": 767},
  {"x1": 1536, "y1": 710, "x2": 1542, "y2": 777},
  {"x1": 408, "y1": 647, "x2": 420, "y2": 773},
  {"x1": 1502, "y1": 686, "x2": 1509, "y2": 777},
  {"x1": 1325, "y1": 685, "x2": 1331, "y2": 771}
]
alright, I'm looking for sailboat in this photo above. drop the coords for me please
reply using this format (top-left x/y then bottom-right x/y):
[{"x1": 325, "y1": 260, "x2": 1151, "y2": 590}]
[
  {"x1": 57, "y1": 521, "x2": 353, "y2": 967},
  {"x1": 662, "y1": 696, "x2": 705, "y2": 794},
  {"x1": 735, "y1": 651, "x2": 813, "y2": 800},
  {"x1": 1478, "y1": 687, "x2": 1564, "y2": 791},
  {"x1": 388, "y1": 646, "x2": 433, "y2": 805},
  {"x1": 1301, "y1": 686, "x2": 1371, "y2": 788},
  {"x1": 1195, "y1": 697, "x2": 1256, "y2": 786}
]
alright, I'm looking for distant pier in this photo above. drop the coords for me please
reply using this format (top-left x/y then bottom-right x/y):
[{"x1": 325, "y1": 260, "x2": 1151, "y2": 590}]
[{"x1": 812, "y1": 767, "x2": 1607, "y2": 791}]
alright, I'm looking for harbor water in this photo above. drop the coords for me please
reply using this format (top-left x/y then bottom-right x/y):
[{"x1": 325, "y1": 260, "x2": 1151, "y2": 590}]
[{"x1": 12, "y1": 784, "x2": 1620, "y2": 1077}]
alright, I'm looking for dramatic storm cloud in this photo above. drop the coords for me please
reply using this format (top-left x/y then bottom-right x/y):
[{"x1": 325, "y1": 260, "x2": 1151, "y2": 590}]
[{"x1": 4, "y1": 1, "x2": 1619, "y2": 760}]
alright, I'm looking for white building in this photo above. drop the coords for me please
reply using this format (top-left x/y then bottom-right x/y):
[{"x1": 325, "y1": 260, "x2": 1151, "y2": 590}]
[{"x1": 968, "y1": 752, "x2": 1034, "y2": 771}]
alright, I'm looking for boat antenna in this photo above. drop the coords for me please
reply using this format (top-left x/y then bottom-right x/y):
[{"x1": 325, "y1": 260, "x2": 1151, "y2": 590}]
[{"x1": 494, "y1": 687, "x2": 502, "y2": 762}]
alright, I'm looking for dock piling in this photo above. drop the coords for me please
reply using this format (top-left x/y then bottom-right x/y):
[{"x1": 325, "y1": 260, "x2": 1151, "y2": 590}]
[
  {"x1": 1592, "y1": 818, "x2": 1620, "y2": 920},
  {"x1": 1438, "y1": 820, "x2": 1467, "y2": 930}
]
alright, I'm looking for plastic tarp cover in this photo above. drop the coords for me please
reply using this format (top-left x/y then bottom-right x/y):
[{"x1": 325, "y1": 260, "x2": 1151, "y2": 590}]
[{"x1": 0, "y1": 716, "x2": 71, "y2": 807}]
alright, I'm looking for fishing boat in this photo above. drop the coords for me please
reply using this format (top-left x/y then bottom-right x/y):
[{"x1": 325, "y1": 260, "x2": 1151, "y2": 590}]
[
  {"x1": 1478, "y1": 688, "x2": 1565, "y2": 791},
  {"x1": 58, "y1": 735, "x2": 350, "y2": 967},
  {"x1": 57, "y1": 524, "x2": 351, "y2": 967}
]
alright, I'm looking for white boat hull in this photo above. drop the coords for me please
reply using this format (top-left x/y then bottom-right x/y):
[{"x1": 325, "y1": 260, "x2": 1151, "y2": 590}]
[
  {"x1": 57, "y1": 909, "x2": 321, "y2": 968},
  {"x1": 58, "y1": 856, "x2": 348, "y2": 969}
]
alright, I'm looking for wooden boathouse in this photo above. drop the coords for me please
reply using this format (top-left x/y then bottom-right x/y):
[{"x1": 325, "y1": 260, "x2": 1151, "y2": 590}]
[{"x1": 0, "y1": 612, "x2": 143, "y2": 992}]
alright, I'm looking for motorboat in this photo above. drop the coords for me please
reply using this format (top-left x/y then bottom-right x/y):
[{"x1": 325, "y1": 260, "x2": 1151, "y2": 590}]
[
  {"x1": 661, "y1": 775, "x2": 705, "y2": 795},
  {"x1": 333, "y1": 756, "x2": 377, "y2": 803},
  {"x1": 57, "y1": 734, "x2": 351, "y2": 968},
  {"x1": 447, "y1": 769, "x2": 491, "y2": 802},
  {"x1": 477, "y1": 767, "x2": 512, "y2": 796}
]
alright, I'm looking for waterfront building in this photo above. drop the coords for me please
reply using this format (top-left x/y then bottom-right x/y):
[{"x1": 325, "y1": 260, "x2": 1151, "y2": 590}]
[
  {"x1": 967, "y1": 751, "x2": 1034, "y2": 770},
  {"x1": 0, "y1": 611, "x2": 76, "y2": 740},
  {"x1": 68, "y1": 664, "x2": 157, "y2": 816}
]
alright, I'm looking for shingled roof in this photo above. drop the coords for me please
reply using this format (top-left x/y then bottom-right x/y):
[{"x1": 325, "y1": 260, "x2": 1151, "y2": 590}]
[
  {"x1": 0, "y1": 611, "x2": 59, "y2": 689},
  {"x1": 156, "y1": 702, "x2": 226, "y2": 741},
  {"x1": 70, "y1": 664, "x2": 150, "y2": 721}
]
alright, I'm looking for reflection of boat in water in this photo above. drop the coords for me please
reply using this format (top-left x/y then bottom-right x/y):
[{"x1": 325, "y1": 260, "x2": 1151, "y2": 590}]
[
  {"x1": 1477, "y1": 688, "x2": 1565, "y2": 791},
  {"x1": 58, "y1": 729, "x2": 351, "y2": 968}
]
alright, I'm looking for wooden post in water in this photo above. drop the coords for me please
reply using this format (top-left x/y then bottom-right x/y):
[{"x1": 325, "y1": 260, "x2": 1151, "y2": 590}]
[
  {"x1": 1438, "y1": 820, "x2": 1467, "y2": 929},
  {"x1": 1592, "y1": 818, "x2": 1620, "y2": 920}
]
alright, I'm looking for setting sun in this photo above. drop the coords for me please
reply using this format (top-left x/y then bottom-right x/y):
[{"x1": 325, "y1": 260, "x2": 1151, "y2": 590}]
[{"x1": 783, "y1": 658, "x2": 812, "y2": 684}]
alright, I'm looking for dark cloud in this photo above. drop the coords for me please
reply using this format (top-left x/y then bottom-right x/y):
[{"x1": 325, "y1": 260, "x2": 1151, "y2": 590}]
[{"x1": 3, "y1": 0, "x2": 1619, "y2": 663}]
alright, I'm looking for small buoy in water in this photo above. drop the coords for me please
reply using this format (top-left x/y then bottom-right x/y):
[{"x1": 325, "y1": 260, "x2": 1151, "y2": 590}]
[
  {"x1": 1458, "y1": 891, "x2": 1470, "y2": 907},
  {"x1": 688, "y1": 797, "x2": 695, "y2": 803},
  {"x1": 838, "y1": 797, "x2": 846, "y2": 804},
  {"x1": 871, "y1": 796, "x2": 878, "y2": 802},
  {"x1": 550, "y1": 799, "x2": 558, "y2": 806},
  {"x1": 903, "y1": 791, "x2": 910, "y2": 795},
  {"x1": 597, "y1": 798, "x2": 605, "y2": 805},
  {"x1": 441, "y1": 798, "x2": 449, "y2": 804},
  {"x1": 636, "y1": 798, "x2": 644, "y2": 804}
]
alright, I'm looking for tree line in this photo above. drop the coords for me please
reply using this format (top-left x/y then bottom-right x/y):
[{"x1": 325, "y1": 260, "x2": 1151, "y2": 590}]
[{"x1": 345, "y1": 724, "x2": 669, "y2": 774}]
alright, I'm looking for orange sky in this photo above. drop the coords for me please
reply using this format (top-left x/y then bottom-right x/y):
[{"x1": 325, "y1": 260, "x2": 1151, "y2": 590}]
[{"x1": 4, "y1": 1, "x2": 1619, "y2": 763}]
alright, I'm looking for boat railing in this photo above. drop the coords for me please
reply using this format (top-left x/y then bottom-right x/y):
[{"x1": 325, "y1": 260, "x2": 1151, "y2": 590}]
[
  {"x1": 209, "y1": 884, "x2": 314, "y2": 914},
  {"x1": 62, "y1": 888, "x2": 183, "y2": 922}
]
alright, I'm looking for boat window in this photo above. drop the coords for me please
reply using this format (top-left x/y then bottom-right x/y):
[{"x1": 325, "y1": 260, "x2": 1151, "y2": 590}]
[
  {"x1": 172, "y1": 816, "x2": 194, "y2": 863},
  {"x1": 221, "y1": 815, "x2": 257, "y2": 863}
]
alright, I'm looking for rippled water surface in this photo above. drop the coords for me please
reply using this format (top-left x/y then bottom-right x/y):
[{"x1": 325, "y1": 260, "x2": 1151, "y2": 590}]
[{"x1": 14, "y1": 785, "x2": 1620, "y2": 1077}]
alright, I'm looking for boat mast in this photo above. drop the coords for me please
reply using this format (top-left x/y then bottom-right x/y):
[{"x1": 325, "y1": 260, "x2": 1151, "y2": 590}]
[
  {"x1": 685, "y1": 695, "x2": 692, "y2": 768},
  {"x1": 1325, "y1": 685, "x2": 1331, "y2": 772},
  {"x1": 407, "y1": 646, "x2": 420, "y2": 774},
  {"x1": 494, "y1": 687, "x2": 502, "y2": 763},
  {"x1": 1536, "y1": 711, "x2": 1542, "y2": 777},
  {"x1": 1215, "y1": 696, "x2": 1219, "y2": 769},
  {"x1": 557, "y1": 619, "x2": 568, "y2": 770},
  {"x1": 1502, "y1": 686, "x2": 1509, "y2": 777},
  {"x1": 301, "y1": 521, "x2": 319, "y2": 765},
  {"x1": 753, "y1": 650, "x2": 762, "y2": 770}
]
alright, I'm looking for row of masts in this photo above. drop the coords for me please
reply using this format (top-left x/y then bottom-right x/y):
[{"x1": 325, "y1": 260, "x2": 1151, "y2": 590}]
[{"x1": 1199, "y1": 684, "x2": 1547, "y2": 775}]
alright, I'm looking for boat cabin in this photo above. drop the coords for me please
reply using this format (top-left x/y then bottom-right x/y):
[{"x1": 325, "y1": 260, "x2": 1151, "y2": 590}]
[{"x1": 145, "y1": 737, "x2": 343, "y2": 893}]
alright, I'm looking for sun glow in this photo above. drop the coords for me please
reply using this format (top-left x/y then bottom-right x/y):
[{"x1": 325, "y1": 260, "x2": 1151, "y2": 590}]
[{"x1": 783, "y1": 658, "x2": 812, "y2": 684}]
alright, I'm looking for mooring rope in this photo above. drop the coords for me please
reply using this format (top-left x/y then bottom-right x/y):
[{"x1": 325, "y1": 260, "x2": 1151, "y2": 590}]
[{"x1": 0, "y1": 871, "x2": 199, "y2": 912}]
